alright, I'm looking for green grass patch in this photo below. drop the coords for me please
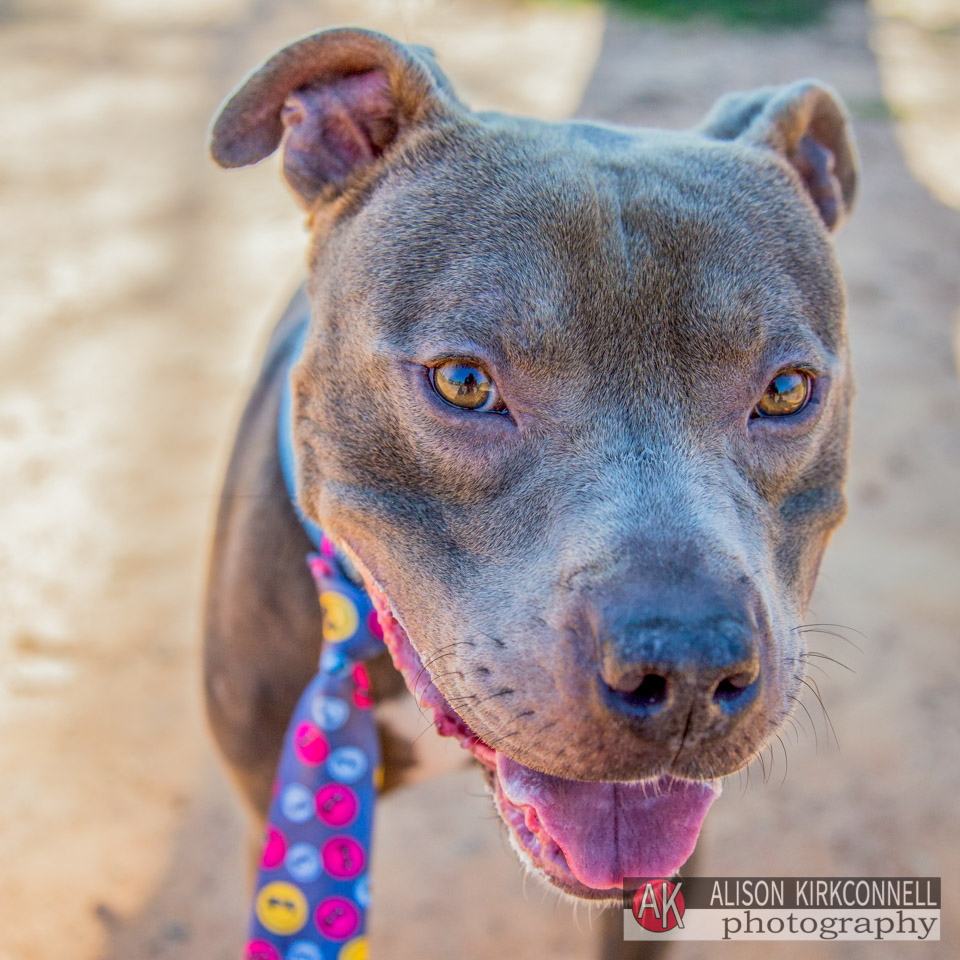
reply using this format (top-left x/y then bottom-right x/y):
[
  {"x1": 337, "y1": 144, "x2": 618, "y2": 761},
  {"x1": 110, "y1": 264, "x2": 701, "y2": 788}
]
[{"x1": 604, "y1": 0, "x2": 834, "y2": 28}]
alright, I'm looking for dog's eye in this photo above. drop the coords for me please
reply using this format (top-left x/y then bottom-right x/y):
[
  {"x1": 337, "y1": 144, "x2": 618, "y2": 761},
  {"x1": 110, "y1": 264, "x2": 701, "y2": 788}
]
[
  {"x1": 753, "y1": 370, "x2": 812, "y2": 418},
  {"x1": 430, "y1": 360, "x2": 506, "y2": 413}
]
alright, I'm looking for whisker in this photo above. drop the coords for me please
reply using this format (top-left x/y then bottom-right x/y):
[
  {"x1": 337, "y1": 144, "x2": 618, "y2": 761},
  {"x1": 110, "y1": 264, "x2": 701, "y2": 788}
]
[
  {"x1": 416, "y1": 685, "x2": 522, "y2": 747},
  {"x1": 784, "y1": 655, "x2": 829, "y2": 679},
  {"x1": 784, "y1": 715, "x2": 803, "y2": 743},
  {"x1": 801, "y1": 651, "x2": 855, "y2": 674},
  {"x1": 485, "y1": 729, "x2": 520, "y2": 748},
  {"x1": 423, "y1": 668, "x2": 466, "y2": 690},
  {"x1": 412, "y1": 652, "x2": 453, "y2": 699},
  {"x1": 412, "y1": 640, "x2": 475, "y2": 700},
  {"x1": 411, "y1": 669, "x2": 467, "y2": 723},
  {"x1": 410, "y1": 698, "x2": 476, "y2": 745},
  {"x1": 798, "y1": 676, "x2": 840, "y2": 752},
  {"x1": 787, "y1": 692, "x2": 819, "y2": 752},
  {"x1": 776, "y1": 734, "x2": 789, "y2": 788},
  {"x1": 406, "y1": 640, "x2": 472, "y2": 722},
  {"x1": 795, "y1": 621, "x2": 867, "y2": 639},
  {"x1": 807, "y1": 675, "x2": 841, "y2": 751},
  {"x1": 793, "y1": 625, "x2": 864, "y2": 654},
  {"x1": 470, "y1": 626, "x2": 508, "y2": 650}
]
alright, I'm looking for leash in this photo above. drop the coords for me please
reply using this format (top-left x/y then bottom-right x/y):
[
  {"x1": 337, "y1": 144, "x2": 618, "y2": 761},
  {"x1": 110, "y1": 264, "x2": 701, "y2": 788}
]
[{"x1": 245, "y1": 321, "x2": 384, "y2": 960}]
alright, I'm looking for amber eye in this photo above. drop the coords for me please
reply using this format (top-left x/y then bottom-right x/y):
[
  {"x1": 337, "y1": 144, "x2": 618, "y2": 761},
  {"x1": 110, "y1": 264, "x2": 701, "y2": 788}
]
[
  {"x1": 430, "y1": 360, "x2": 505, "y2": 413},
  {"x1": 754, "y1": 370, "x2": 813, "y2": 418}
]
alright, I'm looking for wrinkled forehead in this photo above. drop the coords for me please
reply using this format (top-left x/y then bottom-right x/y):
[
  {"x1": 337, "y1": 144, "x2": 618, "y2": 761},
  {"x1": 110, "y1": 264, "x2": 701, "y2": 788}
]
[{"x1": 318, "y1": 123, "x2": 846, "y2": 371}]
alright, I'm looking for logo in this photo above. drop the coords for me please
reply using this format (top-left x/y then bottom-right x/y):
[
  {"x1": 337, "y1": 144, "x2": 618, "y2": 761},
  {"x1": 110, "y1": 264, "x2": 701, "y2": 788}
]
[
  {"x1": 632, "y1": 878, "x2": 685, "y2": 932},
  {"x1": 623, "y1": 877, "x2": 941, "y2": 941}
]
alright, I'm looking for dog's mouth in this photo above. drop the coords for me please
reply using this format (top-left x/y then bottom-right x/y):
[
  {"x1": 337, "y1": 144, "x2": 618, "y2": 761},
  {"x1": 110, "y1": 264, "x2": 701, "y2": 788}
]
[{"x1": 360, "y1": 572, "x2": 721, "y2": 900}]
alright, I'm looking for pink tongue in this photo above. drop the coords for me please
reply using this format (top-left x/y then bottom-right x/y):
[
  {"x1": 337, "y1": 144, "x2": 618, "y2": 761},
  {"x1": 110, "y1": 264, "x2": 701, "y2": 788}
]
[{"x1": 496, "y1": 754, "x2": 720, "y2": 890}]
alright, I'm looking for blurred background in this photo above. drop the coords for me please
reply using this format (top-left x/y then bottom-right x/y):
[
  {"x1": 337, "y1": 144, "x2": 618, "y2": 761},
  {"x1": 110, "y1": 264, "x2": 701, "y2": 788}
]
[{"x1": 1, "y1": 0, "x2": 958, "y2": 957}]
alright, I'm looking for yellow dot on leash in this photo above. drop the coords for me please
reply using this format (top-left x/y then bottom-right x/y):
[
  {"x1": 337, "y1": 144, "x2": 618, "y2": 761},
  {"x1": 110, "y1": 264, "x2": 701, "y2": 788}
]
[
  {"x1": 255, "y1": 881, "x2": 308, "y2": 935},
  {"x1": 319, "y1": 590, "x2": 359, "y2": 643},
  {"x1": 338, "y1": 936, "x2": 369, "y2": 960},
  {"x1": 373, "y1": 765, "x2": 384, "y2": 790}
]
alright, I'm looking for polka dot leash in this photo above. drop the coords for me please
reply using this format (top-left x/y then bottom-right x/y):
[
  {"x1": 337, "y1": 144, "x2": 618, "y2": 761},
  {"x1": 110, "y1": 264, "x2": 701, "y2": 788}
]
[{"x1": 245, "y1": 537, "x2": 384, "y2": 960}]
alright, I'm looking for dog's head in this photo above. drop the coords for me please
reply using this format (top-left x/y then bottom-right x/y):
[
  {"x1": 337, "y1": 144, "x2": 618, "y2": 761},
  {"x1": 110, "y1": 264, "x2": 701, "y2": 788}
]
[{"x1": 212, "y1": 28, "x2": 857, "y2": 900}]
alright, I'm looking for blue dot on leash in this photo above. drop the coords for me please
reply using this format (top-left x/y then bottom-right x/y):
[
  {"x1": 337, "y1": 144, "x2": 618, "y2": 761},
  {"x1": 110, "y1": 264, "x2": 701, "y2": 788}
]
[
  {"x1": 280, "y1": 784, "x2": 315, "y2": 824},
  {"x1": 311, "y1": 695, "x2": 350, "y2": 731}
]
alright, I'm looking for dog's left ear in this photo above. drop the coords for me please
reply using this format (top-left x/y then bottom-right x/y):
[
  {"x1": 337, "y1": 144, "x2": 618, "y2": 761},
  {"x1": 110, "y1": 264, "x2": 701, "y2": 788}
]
[
  {"x1": 698, "y1": 79, "x2": 858, "y2": 232},
  {"x1": 209, "y1": 28, "x2": 462, "y2": 209}
]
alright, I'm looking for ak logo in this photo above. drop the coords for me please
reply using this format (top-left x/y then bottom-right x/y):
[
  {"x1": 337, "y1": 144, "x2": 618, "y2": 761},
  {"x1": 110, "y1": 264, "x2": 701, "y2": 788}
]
[{"x1": 632, "y1": 879, "x2": 685, "y2": 932}]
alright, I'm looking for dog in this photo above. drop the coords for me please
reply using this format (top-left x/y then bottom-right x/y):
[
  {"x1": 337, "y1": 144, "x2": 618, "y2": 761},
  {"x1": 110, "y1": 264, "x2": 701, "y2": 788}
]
[{"x1": 204, "y1": 27, "x2": 857, "y2": 958}]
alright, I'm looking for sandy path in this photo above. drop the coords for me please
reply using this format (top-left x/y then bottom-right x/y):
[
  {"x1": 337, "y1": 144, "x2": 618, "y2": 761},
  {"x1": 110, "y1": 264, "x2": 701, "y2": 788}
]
[{"x1": 1, "y1": 1, "x2": 957, "y2": 958}]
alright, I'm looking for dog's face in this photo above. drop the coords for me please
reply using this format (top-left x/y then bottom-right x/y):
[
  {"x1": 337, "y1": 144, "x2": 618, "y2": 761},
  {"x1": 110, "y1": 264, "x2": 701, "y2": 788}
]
[{"x1": 212, "y1": 29, "x2": 857, "y2": 899}]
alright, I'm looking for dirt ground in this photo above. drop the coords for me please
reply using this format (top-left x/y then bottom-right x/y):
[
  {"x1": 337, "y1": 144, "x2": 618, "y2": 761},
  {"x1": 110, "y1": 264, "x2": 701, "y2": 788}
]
[{"x1": 1, "y1": 1, "x2": 958, "y2": 958}]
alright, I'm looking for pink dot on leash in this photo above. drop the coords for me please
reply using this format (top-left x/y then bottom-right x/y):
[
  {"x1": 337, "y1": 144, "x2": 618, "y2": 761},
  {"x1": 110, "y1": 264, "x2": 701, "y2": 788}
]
[
  {"x1": 245, "y1": 939, "x2": 280, "y2": 960},
  {"x1": 294, "y1": 721, "x2": 330, "y2": 765},
  {"x1": 322, "y1": 836, "x2": 365, "y2": 879},
  {"x1": 315, "y1": 896, "x2": 361, "y2": 941},
  {"x1": 351, "y1": 663, "x2": 373, "y2": 709},
  {"x1": 309, "y1": 556, "x2": 334, "y2": 578},
  {"x1": 315, "y1": 784, "x2": 359, "y2": 827},
  {"x1": 261, "y1": 825, "x2": 288, "y2": 869},
  {"x1": 366, "y1": 609, "x2": 383, "y2": 639},
  {"x1": 352, "y1": 663, "x2": 370, "y2": 690}
]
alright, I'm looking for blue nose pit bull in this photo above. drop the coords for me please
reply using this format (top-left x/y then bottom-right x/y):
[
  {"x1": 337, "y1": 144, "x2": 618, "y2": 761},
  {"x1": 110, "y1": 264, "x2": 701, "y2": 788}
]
[{"x1": 204, "y1": 25, "x2": 857, "y2": 948}]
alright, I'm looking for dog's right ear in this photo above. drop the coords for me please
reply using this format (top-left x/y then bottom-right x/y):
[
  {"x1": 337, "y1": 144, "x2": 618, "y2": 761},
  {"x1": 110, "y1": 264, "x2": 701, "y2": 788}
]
[{"x1": 209, "y1": 28, "x2": 461, "y2": 209}]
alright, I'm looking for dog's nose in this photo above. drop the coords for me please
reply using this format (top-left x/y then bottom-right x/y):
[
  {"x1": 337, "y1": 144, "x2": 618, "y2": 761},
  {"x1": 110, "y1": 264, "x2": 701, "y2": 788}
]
[
  {"x1": 600, "y1": 631, "x2": 760, "y2": 718},
  {"x1": 594, "y1": 589, "x2": 762, "y2": 743}
]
